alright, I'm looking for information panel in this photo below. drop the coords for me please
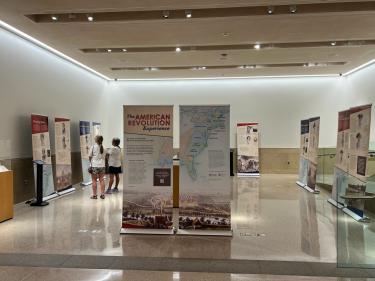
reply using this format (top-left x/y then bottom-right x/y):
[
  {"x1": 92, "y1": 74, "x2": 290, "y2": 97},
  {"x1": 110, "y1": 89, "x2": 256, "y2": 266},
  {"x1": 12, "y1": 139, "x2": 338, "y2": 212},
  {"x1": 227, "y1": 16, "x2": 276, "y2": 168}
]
[
  {"x1": 122, "y1": 105, "x2": 174, "y2": 234},
  {"x1": 54, "y1": 118, "x2": 72, "y2": 191},
  {"x1": 31, "y1": 114, "x2": 55, "y2": 197},
  {"x1": 297, "y1": 117, "x2": 320, "y2": 193},
  {"x1": 79, "y1": 121, "x2": 92, "y2": 185},
  {"x1": 331, "y1": 104, "x2": 372, "y2": 218},
  {"x1": 236, "y1": 123, "x2": 260, "y2": 177},
  {"x1": 179, "y1": 105, "x2": 231, "y2": 235},
  {"x1": 92, "y1": 122, "x2": 101, "y2": 141}
]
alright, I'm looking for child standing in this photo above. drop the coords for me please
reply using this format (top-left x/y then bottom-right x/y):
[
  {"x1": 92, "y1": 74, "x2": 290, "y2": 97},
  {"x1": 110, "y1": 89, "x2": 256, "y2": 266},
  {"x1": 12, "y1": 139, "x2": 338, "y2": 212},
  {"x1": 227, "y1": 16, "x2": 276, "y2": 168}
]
[{"x1": 105, "y1": 138, "x2": 122, "y2": 194}]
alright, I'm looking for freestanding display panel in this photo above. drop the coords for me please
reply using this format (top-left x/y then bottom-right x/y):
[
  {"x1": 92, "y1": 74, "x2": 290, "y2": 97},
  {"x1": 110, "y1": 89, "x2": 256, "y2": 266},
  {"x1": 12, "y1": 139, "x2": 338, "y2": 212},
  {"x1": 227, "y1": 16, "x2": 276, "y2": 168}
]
[
  {"x1": 236, "y1": 122, "x2": 260, "y2": 177},
  {"x1": 31, "y1": 114, "x2": 56, "y2": 200},
  {"x1": 79, "y1": 121, "x2": 92, "y2": 186},
  {"x1": 178, "y1": 105, "x2": 232, "y2": 236},
  {"x1": 329, "y1": 104, "x2": 374, "y2": 221},
  {"x1": 121, "y1": 105, "x2": 174, "y2": 234},
  {"x1": 54, "y1": 118, "x2": 74, "y2": 194},
  {"x1": 296, "y1": 117, "x2": 320, "y2": 193}
]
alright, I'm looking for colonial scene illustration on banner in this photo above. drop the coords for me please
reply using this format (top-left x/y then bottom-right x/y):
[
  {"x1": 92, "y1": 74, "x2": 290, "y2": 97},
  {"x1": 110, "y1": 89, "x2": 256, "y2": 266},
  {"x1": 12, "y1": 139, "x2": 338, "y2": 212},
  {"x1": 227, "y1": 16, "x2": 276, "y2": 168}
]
[
  {"x1": 330, "y1": 104, "x2": 373, "y2": 220},
  {"x1": 179, "y1": 105, "x2": 231, "y2": 235},
  {"x1": 236, "y1": 123, "x2": 260, "y2": 177},
  {"x1": 297, "y1": 117, "x2": 320, "y2": 193},
  {"x1": 54, "y1": 118, "x2": 72, "y2": 191},
  {"x1": 122, "y1": 105, "x2": 174, "y2": 234},
  {"x1": 79, "y1": 121, "x2": 92, "y2": 185},
  {"x1": 31, "y1": 114, "x2": 55, "y2": 197}
]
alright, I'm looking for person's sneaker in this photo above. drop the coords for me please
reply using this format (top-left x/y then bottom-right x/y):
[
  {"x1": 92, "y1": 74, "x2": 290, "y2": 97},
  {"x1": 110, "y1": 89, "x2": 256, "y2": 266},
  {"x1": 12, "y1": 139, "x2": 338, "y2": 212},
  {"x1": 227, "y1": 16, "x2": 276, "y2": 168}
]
[
  {"x1": 113, "y1": 188, "x2": 119, "y2": 193},
  {"x1": 105, "y1": 189, "x2": 112, "y2": 194}
]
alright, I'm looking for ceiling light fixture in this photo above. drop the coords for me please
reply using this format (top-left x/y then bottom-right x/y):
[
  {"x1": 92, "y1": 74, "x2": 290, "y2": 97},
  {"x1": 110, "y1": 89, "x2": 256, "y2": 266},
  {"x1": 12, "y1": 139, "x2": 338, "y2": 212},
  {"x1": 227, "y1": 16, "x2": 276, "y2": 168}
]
[
  {"x1": 107, "y1": 49, "x2": 112, "y2": 52},
  {"x1": 87, "y1": 14, "x2": 94, "y2": 22},
  {"x1": 254, "y1": 43, "x2": 261, "y2": 50},
  {"x1": 289, "y1": 5, "x2": 297, "y2": 13},
  {"x1": 162, "y1": 11, "x2": 170, "y2": 18},
  {"x1": 122, "y1": 48, "x2": 127, "y2": 52},
  {"x1": 331, "y1": 42, "x2": 337, "y2": 46},
  {"x1": 175, "y1": 47, "x2": 181, "y2": 52},
  {"x1": 185, "y1": 10, "x2": 192, "y2": 18},
  {"x1": 222, "y1": 32, "x2": 230, "y2": 37},
  {"x1": 51, "y1": 15, "x2": 58, "y2": 21},
  {"x1": 267, "y1": 6, "x2": 274, "y2": 15}
]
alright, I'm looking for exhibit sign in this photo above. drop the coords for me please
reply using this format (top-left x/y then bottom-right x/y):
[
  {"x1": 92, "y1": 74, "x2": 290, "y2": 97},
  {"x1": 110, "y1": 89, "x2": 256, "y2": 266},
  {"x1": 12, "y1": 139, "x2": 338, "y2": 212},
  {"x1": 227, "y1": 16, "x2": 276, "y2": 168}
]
[
  {"x1": 122, "y1": 105, "x2": 174, "y2": 234},
  {"x1": 31, "y1": 114, "x2": 55, "y2": 198},
  {"x1": 297, "y1": 117, "x2": 320, "y2": 193},
  {"x1": 236, "y1": 123, "x2": 260, "y2": 177},
  {"x1": 92, "y1": 122, "x2": 101, "y2": 141},
  {"x1": 79, "y1": 121, "x2": 92, "y2": 185},
  {"x1": 54, "y1": 118, "x2": 72, "y2": 192},
  {"x1": 330, "y1": 104, "x2": 372, "y2": 220},
  {"x1": 179, "y1": 105, "x2": 231, "y2": 235}
]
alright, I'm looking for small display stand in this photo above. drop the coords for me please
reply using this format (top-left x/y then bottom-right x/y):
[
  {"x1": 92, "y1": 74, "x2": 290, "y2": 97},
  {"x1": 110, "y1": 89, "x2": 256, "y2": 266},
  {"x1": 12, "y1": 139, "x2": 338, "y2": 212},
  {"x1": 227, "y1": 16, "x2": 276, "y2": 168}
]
[
  {"x1": 30, "y1": 160, "x2": 49, "y2": 207},
  {"x1": 0, "y1": 168, "x2": 14, "y2": 223}
]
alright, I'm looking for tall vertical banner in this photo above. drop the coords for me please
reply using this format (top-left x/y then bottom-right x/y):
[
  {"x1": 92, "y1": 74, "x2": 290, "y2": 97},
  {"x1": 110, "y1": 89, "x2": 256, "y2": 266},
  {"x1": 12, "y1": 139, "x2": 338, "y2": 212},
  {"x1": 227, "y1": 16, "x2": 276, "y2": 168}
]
[
  {"x1": 122, "y1": 106, "x2": 174, "y2": 234},
  {"x1": 79, "y1": 121, "x2": 92, "y2": 185},
  {"x1": 179, "y1": 105, "x2": 231, "y2": 236},
  {"x1": 54, "y1": 118, "x2": 73, "y2": 192},
  {"x1": 236, "y1": 123, "x2": 260, "y2": 177},
  {"x1": 31, "y1": 114, "x2": 55, "y2": 198},
  {"x1": 92, "y1": 122, "x2": 101, "y2": 141},
  {"x1": 297, "y1": 117, "x2": 320, "y2": 193},
  {"x1": 330, "y1": 104, "x2": 372, "y2": 220}
]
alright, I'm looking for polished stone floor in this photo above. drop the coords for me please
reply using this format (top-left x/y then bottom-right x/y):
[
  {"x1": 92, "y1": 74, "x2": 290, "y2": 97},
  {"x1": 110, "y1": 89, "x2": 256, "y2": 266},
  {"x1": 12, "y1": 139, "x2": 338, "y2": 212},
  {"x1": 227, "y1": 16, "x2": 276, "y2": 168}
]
[
  {"x1": 0, "y1": 267, "x2": 373, "y2": 281},
  {"x1": 0, "y1": 174, "x2": 374, "y2": 272}
]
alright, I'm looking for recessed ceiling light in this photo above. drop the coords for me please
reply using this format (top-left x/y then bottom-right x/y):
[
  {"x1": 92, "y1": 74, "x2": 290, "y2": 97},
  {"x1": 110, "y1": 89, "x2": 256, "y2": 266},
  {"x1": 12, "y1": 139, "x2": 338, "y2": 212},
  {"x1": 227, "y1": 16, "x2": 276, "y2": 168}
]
[
  {"x1": 51, "y1": 15, "x2": 58, "y2": 21},
  {"x1": 267, "y1": 6, "x2": 274, "y2": 14},
  {"x1": 254, "y1": 43, "x2": 261, "y2": 50},
  {"x1": 122, "y1": 48, "x2": 127, "y2": 52},
  {"x1": 87, "y1": 15, "x2": 94, "y2": 22},
  {"x1": 163, "y1": 11, "x2": 170, "y2": 18},
  {"x1": 200, "y1": 66, "x2": 206, "y2": 70},
  {"x1": 331, "y1": 42, "x2": 337, "y2": 46},
  {"x1": 222, "y1": 32, "x2": 230, "y2": 37},
  {"x1": 289, "y1": 5, "x2": 297, "y2": 13},
  {"x1": 185, "y1": 10, "x2": 192, "y2": 18},
  {"x1": 175, "y1": 47, "x2": 181, "y2": 52},
  {"x1": 107, "y1": 49, "x2": 112, "y2": 52}
]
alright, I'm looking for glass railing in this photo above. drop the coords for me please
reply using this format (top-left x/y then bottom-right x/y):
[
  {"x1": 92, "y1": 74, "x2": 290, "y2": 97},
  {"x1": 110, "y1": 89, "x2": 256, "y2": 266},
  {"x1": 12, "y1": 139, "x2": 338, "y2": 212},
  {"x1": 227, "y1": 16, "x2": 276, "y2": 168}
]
[{"x1": 317, "y1": 143, "x2": 375, "y2": 268}]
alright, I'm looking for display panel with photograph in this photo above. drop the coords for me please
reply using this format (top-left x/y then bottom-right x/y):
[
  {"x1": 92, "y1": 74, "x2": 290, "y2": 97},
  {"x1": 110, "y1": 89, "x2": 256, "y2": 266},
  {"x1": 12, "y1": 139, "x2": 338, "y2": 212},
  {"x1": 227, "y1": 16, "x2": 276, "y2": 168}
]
[
  {"x1": 122, "y1": 105, "x2": 174, "y2": 233},
  {"x1": 79, "y1": 121, "x2": 92, "y2": 185}
]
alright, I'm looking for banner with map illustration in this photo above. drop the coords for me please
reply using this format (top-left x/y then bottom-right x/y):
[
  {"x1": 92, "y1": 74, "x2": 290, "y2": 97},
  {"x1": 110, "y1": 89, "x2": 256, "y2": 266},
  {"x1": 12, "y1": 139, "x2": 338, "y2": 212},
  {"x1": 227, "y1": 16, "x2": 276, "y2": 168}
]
[
  {"x1": 31, "y1": 114, "x2": 55, "y2": 197},
  {"x1": 79, "y1": 121, "x2": 92, "y2": 185},
  {"x1": 297, "y1": 117, "x2": 320, "y2": 192},
  {"x1": 236, "y1": 123, "x2": 260, "y2": 177},
  {"x1": 179, "y1": 105, "x2": 231, "y2": 235},
  {"x1": 54, "y1": 118, "x2": 72, "y2": 191},
  {"x1": 331, "y1": 105, "x2": 372, "y2": 218},
  {"x1": 122, "y1": 105, "x2": 174, "y2": 234}
]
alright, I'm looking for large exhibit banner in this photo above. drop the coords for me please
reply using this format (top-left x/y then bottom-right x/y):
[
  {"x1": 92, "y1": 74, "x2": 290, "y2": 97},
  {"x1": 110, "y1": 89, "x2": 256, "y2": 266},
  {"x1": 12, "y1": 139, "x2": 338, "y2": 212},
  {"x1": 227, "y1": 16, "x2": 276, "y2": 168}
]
[
  {"x1": 236, "y1": 123, "x2": 260, "y2": 177},
  {"x1": 31, "y1": 114, "x2": 55, "y2": 197},
  {"x1": 179, "y1": 105, "x2": 231, "y2": 235},
  {"x1": 79, "y1": 121, "x2": 92, "y2": 185},
  {"x1": 122, "y1": 105, "x2": 174, "y2": 234},
  {"x1": 92, "y1": 122, "x2": 101, "y2": 141},
  {"x1": 297, "y1": 117, "x2": 320, "y2": 192},
  {"x1": 331, "y1": 104, "x2": 372, "y2": 219},
  {"x1": 54, "y1": 118, "x2": 72, "y2": 191}
]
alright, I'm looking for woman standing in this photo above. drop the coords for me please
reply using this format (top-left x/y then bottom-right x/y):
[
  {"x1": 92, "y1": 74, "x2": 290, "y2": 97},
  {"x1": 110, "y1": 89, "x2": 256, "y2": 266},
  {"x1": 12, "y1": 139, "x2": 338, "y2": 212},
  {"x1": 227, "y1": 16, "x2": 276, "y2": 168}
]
[
  {"x1": 89, "y1": 135, "x2": 106, "y2": 199},
  {"x1": 105, "y1": 138, "x2": 122, "y2": 194}
]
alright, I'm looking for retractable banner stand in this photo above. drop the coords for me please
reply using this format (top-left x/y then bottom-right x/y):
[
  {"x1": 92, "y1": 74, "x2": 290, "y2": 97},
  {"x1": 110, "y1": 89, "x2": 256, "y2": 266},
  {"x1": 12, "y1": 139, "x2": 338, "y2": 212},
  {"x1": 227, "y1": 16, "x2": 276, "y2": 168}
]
[
  {"x1": 121, "y1": 105, "x2": 174, "y2": 234},
  {"x1": 31, "y1": 114, "x2": 56, "y2": 199},
  {"x1": 297, "y1": 117, "x2": 320, "y2": 193},
  {"x1": 329, "y1": 104, "x2": 373, "y2": 221},
  {"x1": 236, "y1": 123, "x2": 260, "y2": 177},
  {"x1": 179, "y1": 105, "x2": 231, "y2": 236},
  {"x1": 54, "y1": 118, "x2": 74, "y2": 195},
  {"x1": 79, "y1": 121, "x2": 92, "y2": 186}
]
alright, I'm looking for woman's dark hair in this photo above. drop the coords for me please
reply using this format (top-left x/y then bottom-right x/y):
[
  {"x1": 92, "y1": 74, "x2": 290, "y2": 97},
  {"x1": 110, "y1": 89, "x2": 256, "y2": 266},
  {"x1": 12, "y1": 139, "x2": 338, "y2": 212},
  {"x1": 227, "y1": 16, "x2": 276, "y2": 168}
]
[
  {"x1": 95, "y1": 135, "x2": 104, "y2": 154},
  {"x1": 112, "y1": 138, "x2": 120, "y2": 147}
]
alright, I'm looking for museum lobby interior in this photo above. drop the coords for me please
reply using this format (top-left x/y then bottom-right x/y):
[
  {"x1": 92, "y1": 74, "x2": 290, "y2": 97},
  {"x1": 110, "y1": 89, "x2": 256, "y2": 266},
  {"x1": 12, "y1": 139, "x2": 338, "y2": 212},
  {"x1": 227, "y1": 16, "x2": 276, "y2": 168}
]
[{"x1": 1, "y1": 1, "x2": 375, "y2": 280}]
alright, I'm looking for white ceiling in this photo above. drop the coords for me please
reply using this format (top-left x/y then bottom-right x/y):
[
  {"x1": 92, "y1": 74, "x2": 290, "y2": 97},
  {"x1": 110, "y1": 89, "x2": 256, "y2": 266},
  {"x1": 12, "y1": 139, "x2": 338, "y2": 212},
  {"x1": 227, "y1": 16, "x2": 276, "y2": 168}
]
[{"x1": 1, "y1": 0, "x2": 375, "y2": 79}]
